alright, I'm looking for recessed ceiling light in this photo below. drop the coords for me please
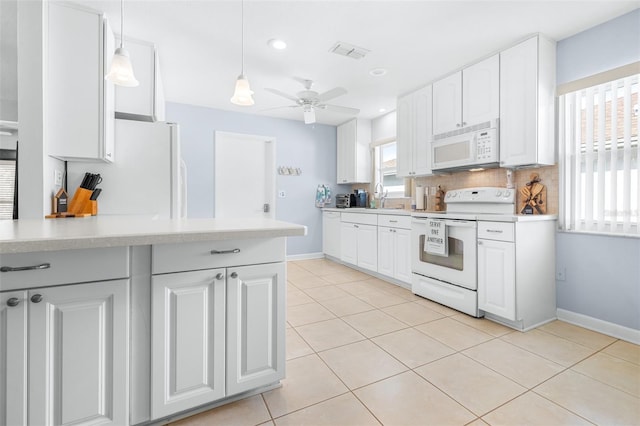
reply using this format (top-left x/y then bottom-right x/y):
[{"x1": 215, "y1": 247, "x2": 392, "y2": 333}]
[
  {"x1": 369, "y1": 68, "x2": 387, "y2": 77},
  {"x1": 379, "y1": 108, "x2": 387, "y2": 113},
  {"x1": 268, "y1": 39, "x2": 287, "y2": 50}
]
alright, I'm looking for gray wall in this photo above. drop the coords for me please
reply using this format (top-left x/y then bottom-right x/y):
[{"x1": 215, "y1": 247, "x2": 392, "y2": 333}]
[
  {"x1": 166, "y1": 102, "x2": 350, "y2": 256},
  {"x1": 555, "y1": 8, "x2": 640, "y2": 331}
]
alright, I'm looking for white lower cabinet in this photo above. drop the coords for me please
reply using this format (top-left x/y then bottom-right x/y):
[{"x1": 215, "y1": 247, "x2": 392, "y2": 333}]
[
  {"x1": 322, "y1": 211, "x2": 341, "y2": 258},
  {"x1": 150, "y1": 241, "x2": 286, "y2": 420},
  {"x1": 151, "y1": 269, "x2": 226, "y2": 419},
  {"x1": 226, "y1": 263, "x2": 285, "y2": 395},
  {"x1": 377, "y1": 215, "x2": 412, "y2": 284},
  {"x1": 477, "y1": 238, "x2": 516, "y2": 320},
  {"x1": 340, "y1": 222, "x2": 377, "y2": 272},
  {"x1": 0, "y1": 280, "x2": 130, "y2": 426}
]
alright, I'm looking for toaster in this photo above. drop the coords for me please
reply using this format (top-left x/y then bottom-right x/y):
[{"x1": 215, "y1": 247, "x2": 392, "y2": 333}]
[{"x1": 335, "y1": 194, "x2": 351, "y2": 208}]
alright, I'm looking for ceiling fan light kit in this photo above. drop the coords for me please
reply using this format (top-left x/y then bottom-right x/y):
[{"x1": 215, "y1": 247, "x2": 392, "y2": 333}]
[
  {"x1": 105, "y1": 0, "x2": 139, "y2": 87},
  {"x1": 230, "y1": 0, "x2": 254, "y2": 106}
]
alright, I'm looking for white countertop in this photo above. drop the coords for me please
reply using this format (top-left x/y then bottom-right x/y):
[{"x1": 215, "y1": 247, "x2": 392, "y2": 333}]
[
  {"x1": 324, "y1": 207, "x2": 556, "y2": 222},
  {"x1": 323, "y1": 207, "x2": 412, "y2": 216},
  {"x1": 0, "y1": 216, "x2": 307, "y2": 254}
]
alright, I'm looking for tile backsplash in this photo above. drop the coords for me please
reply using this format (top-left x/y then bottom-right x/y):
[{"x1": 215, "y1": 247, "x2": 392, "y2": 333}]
[{"x1": 354, "y1": 165, "x2": 558, "y2": 214}]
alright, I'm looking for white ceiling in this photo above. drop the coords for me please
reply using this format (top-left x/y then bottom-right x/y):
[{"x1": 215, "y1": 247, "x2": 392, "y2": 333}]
[{"x1": 61, "y1": 1, "x2": 640, "y2": 125}]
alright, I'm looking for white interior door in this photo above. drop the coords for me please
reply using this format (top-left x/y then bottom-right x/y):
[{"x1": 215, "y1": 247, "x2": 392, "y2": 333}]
[{"x1": 214, "y1": 132, "x2": 275, "y2": 219}]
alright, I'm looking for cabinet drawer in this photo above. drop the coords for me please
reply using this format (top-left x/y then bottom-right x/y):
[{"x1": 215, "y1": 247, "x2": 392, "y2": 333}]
[
  {"x1": 377, "y1": 215, "x2": 411, "y2": 229},
  {"x1": 341, "y1": 213, "x2": 377, "y2": 226},
  {"x1": 478, "y1": 221, "x2": 515, "y2": 242},
  {"x1": 0, "y1": 247, "x2": 130, "y2": 291},
  {"x1": 152, "y1": 238, "x2": 285, "y2": 274}
]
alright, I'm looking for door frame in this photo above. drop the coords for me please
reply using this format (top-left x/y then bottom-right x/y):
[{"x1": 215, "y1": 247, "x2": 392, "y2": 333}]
[{"x1": 214, "y1": 131, "x2": 276, "y2": 219}]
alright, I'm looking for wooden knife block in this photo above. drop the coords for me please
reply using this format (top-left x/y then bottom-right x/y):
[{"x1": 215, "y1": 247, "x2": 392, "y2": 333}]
[{"x1": 46, "y1": 188, "x2": 97, "y2": 218}]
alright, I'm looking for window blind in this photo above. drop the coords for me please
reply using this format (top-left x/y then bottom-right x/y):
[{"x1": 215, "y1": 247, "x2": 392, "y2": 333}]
[
  {"x1": 559, "y1": 74, "x2": 639, "y2": 235},
  {"x1": 0, "y1": 159, "x2": 16, "y2": 220}
]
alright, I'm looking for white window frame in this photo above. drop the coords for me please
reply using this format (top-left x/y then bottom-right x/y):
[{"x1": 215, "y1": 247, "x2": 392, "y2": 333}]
[
  {"x1": 559, "y1": 73, "x2": 639, "y2": 237},
  {"x1": 373, "y1": 140, "x2": 405, "y2": 198}
]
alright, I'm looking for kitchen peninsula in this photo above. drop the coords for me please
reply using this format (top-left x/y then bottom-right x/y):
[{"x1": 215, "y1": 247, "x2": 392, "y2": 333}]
[{"x1": 0, "y1": 216, "x2": 306, "y2": 426}]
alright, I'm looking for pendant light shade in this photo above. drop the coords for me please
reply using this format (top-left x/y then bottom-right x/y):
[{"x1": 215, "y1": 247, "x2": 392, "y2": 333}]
[
  {"x1": 105, "y1": 0, "x2": 139, "y2": 87},
  {"x1": 231, "y1": 74, "x2": 255, "y2": 106},
  {"x1": 105, "y1": 47, "x2": 139, "y2": 87},
  {"x1": 230, "y1": 0, "x2": 254, "y2": 106}
]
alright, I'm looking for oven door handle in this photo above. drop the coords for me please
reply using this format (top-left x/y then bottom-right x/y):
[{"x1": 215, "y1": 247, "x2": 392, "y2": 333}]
[{"x1": 412, "y1": 218, "x2": 476, "y2": 228}]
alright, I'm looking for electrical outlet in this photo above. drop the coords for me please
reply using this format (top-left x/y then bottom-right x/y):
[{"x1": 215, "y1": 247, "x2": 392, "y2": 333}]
[
  {"x1": 54, "y1": 169, "x2": 63, "y2": 186},
  {"x1": 430, "y1": 186, "x2": 437, "y2": 196},
  {"x1": 278, "y1": 190, "x2": 286, "y2": 198},
  {"x1": 556, "y1": 267, "x2": 566, "y2": 281}
]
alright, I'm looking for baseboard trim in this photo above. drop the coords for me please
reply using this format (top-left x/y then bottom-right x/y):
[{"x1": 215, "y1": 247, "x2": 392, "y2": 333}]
[
  {"x1": 286, "y1": 252, "x2": 324, "y2": 261},
  {"x1": 556, "y1": 308, "x2": 640, "y2": 344}
]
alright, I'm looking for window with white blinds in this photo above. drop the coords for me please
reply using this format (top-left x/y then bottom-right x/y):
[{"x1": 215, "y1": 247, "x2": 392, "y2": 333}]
[
  {"x1": 0, "y1": 159, "x2": 16, "y2": 220},
  {"x1": 559, "y1": 74, "x2": 639, "y2": 235}
]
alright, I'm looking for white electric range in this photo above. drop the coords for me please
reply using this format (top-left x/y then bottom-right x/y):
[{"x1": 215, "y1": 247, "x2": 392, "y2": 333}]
[{"x1": 411, "y1": 187, "x2": 516, "y2": 317}]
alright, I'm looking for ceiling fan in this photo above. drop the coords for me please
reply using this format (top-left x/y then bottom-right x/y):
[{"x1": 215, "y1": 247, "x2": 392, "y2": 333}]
[{"x1": 264, "y1": 78, "x2": 360, "y2": 124}]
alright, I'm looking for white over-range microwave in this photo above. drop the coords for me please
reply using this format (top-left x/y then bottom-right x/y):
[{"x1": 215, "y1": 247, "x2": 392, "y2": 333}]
[{"x1": 431, "y1": 120, "x2": 499, "y2": 172}]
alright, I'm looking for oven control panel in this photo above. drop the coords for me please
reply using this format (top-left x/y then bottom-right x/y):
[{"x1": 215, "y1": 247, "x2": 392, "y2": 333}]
[{"x1": 445, "y1": 187, "x2": 514, "y2": 204}]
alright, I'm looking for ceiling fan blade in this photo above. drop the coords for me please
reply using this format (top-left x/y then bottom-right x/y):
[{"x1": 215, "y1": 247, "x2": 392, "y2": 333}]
[
  {"x1": 259, "y1": 105, "x2": 300, "y2": 112},
  {"x1": 264, "y1": 88, "x2": 300, "y2": 103},
  {"x1": 317, "y1": 87, "x2": 347, "y2": 102},
  {"x1": 320, "y1": 104, "x2": 360, "y2": 115},
  {"x1": 303, "y1": 108, "x2": 316, "y2": 124}
]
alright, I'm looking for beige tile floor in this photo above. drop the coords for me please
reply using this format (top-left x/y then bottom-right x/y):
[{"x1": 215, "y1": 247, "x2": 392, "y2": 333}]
[{"x1": 171, "y1": 259, "x2": 640, "y2": 426}]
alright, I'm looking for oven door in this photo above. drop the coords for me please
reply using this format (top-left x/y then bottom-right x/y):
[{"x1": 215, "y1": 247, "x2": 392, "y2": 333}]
[{"x1": 411, "y1": 217, "x2": 477, "y2": 289}]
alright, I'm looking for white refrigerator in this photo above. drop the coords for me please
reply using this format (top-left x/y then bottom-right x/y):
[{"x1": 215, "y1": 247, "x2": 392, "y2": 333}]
[{"x1": 67, "y1": 119, "x2": 186, "y2": 218}]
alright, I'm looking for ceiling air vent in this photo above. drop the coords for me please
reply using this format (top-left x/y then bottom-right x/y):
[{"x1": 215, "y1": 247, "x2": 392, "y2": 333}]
[{"x1": 329, "y1": 41, "x2": 370, "y2": 60}]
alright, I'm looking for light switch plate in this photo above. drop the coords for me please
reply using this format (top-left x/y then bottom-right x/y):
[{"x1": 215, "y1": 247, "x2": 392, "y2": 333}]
[
  {"x1": 54, "y1": 169, "x2": 63, "y2": 186},
  {"x1": 278, "y1": 190, "x2": 286, "y2": 198}
]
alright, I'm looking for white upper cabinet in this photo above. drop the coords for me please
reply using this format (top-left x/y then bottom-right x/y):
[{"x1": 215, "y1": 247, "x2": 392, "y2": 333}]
[
  {"x1": 397, "y1": 85, "x2": 433, "y2": 177},
  {"x1": 115, "y1": 36, "x2": 166, "y2": 121},
  {"x1": 433, "y1": 72, "x2": 462, "y2": 135},
  {"x1": 463, "y1": 55, "x2": 500, "y2": 127},
  {"x1": 433, "y1": 54, "x2": 499, "y2": 135},
  {"x1": 47, "y1": 2, "x2": 115, "y2": 162},
  {"x1": 500, "y1": 35, "x2": 556, "y2": 167},
  {"x1": 336, "y1": 119, "x2": 371, "y2": 184}
]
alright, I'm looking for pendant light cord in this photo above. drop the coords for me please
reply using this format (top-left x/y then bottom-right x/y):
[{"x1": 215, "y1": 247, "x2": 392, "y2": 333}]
[
  {"x1": 241, "y1": 0, "x2": 245, "y2": 74},
  {"x1": 120, "y1": 0, "x2": 124, "y2": 49}
]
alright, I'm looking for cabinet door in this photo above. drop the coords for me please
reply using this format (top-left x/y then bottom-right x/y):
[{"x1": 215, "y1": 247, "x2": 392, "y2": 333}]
[
  {"x1": 0, "y1": 292, "x2": 28, "y2": 426},
  {"x1": 396, "y1": 93, "x2": 414, "y2": 177},
  {"x1": 48, "y1": 3, "x2": 112, "y2": 162},
  {"x1": 377, "y1": 227, "x2": 395, "y2": 277},
  {"x1": 340, "y1": 223, "x2": 358, "y2": 265},
  {"x1": 463, "y1": 54, "x2": 499, "y2": 127},
  {"x1": 413, "y1": 85, "x2": 433, "y2": 176},
  {"x1": 323, "y1": 211, "x2": 341, "y2": 258},
  {"x1": 500, "y1": 37, "x2": 538, "y2": 167},
  {"x1": 357, "y1": 224, "x2": 378, "y2": 272},
  {"x1": 336, "y1": 120, "x2": 356, "y2": 183},
  {"x1": 226, "y1": 262, "x2": 285, "y2": 395},
  {"x1": 151, "y1": 270, "x2": 225, "y2": 419},
  {"x1": 115, "y1": 37, "x2": 157, "y2": 118},
  {"x1": 478, "y1": 239, "x2": 516, "y2": 320},
  {"x1": 28, "y1": 280, "x2": 129, "y2": 426},
  {"x1": 433, "y1": 72, "x2": 462, "y2": 135},
  {"x1": 394, "y1": 228, "x2": 413, "y2": 284}
]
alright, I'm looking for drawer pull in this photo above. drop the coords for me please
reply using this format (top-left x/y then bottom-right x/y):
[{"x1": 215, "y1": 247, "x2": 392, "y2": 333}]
[
  {"x1": 389, "y1": 220, "x2": 398, "y2": 223},
  {"x1": 230, "y1": 272, "x2": 238, "y2": 279},
  {"x1": 486, "y1": 229, "x2": 503, "y2": 233},
  {"x1": 215, "y1": 273, "x2": 224, "y2": 280},
  {"x1": 0, "y1": 263, "x2": 51, "y2": 273},
  {"x1": 30, "y1": 294, "x2": 43, "y2": 304},
  {"x1": 7, "y1": 298, "x2": 20, "y2": 307},
  {"x1": 210, "y1": 248, "x2": 241, "y2": 255}
]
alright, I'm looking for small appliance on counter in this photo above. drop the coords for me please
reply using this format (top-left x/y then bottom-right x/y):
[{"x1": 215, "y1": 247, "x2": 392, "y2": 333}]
[
  {"x1": 354, "y1": 189, "x2": 368, "y2": 207},
  {"x1": 335, "y1": 194, "x2": 351, "y2": 208}
]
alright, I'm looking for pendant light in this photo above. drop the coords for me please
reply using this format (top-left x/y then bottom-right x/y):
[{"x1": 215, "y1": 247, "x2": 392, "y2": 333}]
[
  {"x1": 105, "y1": 0, "x2": 139, "y2": 87},
  {"x1": 230, "y1": 0, "x2": 254, "y2": 106}
]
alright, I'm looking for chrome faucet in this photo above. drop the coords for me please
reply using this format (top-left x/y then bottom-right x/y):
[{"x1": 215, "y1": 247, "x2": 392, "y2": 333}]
[{"x1": 374, "y1": 183, "x2": 386, "y2": 208}]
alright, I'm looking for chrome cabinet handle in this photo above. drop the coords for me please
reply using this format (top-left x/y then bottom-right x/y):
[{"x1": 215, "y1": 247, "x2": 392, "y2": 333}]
[
  {"x1": 215, "y1": 273, "x2": 224, "y2": 280},
  {"x1": 210, "y1": 249, "x2": 241, "y2": 255},
  {"x1": 1, "y1": 263, "x2": 51, "y2": 273},
  {"x1": 30, "y1": 294, "x2": 43, "y2": 303},
  {"x1": 7, "y1": 298, "x2": 20, "y2": 307},
  {"x1": 486, "y1": 229, "x2": 503, "y2": 233},
  {"x1": 478, "y1": 241, "x2": 484, "y2": 245},
  {"x1": 230, "y1": 272, "x2": 238, "y2": 279},
  {"x1": 389, "y1": 220, "x2": 398, "y2": 223},
  {"x1": 462, "y1": 122, "x2": 467, "y2": 126}
]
